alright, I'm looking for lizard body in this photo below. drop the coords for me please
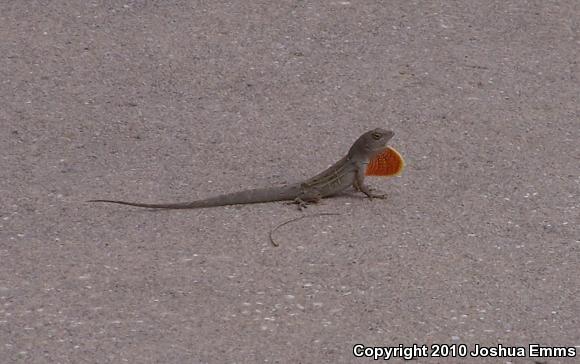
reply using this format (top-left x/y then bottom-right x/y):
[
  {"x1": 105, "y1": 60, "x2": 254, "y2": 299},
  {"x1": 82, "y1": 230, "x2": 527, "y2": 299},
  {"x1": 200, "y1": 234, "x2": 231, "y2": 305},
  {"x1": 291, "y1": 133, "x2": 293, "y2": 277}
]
[{"x1": 89, "y1": 128, "x2": 395, "y2": 209}]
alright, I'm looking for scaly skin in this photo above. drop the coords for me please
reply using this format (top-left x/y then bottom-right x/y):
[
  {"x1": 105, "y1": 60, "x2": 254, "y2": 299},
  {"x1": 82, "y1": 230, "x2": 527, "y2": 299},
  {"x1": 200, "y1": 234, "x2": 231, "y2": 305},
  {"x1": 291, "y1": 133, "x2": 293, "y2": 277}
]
[{"x1": 88, "y1": 128, "x2": 394, "y2": 209}]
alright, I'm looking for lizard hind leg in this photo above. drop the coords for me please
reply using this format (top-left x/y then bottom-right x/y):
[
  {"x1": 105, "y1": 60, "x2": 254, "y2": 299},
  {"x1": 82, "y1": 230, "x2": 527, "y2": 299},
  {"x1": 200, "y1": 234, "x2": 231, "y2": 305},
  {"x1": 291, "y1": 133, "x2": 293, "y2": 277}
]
[{"x1": 288, "y1": 189, "x2": 322, "y2": 210}]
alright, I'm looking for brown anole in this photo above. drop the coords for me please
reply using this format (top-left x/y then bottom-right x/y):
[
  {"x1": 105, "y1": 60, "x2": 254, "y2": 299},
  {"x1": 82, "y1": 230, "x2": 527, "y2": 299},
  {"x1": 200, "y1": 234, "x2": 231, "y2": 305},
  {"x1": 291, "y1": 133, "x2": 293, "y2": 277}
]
[{"x1": 89, "y1": 128, "x2": 404, "y2": 209}]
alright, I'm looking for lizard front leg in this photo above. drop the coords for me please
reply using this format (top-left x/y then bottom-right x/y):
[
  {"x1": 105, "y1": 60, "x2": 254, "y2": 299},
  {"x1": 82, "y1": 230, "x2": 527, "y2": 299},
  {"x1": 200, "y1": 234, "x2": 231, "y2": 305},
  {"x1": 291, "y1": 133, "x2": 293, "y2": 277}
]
[{"x1": 354, "y1": 168, "x2": 388, "y2": 200}]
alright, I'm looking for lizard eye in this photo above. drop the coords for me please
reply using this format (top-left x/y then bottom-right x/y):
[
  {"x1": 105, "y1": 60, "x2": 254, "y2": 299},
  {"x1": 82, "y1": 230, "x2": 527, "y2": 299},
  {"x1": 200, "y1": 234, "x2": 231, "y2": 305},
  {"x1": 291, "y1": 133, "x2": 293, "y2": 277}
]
[{"x1": 371, "y1": 132, "x2": 381, "y2": 140}]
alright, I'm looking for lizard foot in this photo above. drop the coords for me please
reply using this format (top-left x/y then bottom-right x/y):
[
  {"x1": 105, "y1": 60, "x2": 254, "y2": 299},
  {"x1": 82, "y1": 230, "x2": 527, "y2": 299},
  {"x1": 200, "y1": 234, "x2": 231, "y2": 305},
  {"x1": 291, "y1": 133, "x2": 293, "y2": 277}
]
[
  {"x1": 368, "y1": 193, "x2": 388, "y2": 200},
  {"x1": 296, "y1": 200, "x2": 309, "y2": 211},
  {"x1": 289, "y1": 195, "x2": 323, "y2": 210},
  {"x1": 363, "y1": 188, "x2": 388, "y2": 201},
  {"x1": 286, "y1": 198, "x2": 310, "y2": 210}
]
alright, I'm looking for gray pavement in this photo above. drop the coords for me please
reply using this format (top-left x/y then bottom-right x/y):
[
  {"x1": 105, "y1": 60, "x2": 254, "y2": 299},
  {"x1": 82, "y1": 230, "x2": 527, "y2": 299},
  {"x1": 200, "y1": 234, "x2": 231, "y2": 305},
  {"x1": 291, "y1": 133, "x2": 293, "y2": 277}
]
[{"x1": 1, "y1": 1, "x2": 579, "y2": 363}]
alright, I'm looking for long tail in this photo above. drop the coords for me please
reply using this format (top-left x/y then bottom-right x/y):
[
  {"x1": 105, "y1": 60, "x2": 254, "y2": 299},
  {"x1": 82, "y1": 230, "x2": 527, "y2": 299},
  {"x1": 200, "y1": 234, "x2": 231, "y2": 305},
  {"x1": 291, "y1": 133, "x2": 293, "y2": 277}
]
[{"x1": 88, "y1": 185, "x2": 300, "y2": 209}]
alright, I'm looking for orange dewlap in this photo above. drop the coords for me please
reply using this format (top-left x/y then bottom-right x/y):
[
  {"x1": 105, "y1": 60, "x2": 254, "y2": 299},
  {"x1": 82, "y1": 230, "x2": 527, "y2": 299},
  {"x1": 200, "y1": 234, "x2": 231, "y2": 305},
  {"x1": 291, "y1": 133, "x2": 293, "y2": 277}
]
[{"x1": 365, "y1": 146, "x2": 405, "y2": 177}]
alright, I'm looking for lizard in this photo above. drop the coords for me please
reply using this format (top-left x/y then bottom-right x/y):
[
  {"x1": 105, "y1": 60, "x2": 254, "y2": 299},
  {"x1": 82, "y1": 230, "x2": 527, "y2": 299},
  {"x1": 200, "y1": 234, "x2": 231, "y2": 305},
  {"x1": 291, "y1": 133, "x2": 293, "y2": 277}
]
[{"x1": 88, "y1": 128, "x2": 399, "y2": 210}]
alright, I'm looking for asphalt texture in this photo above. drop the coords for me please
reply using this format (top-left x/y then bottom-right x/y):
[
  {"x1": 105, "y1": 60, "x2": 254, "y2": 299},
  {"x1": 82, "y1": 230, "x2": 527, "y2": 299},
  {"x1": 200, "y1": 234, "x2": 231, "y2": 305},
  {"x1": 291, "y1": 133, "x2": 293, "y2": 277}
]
[{"x1": 1, "y1": 1, "x2": 579, "y2": 363}]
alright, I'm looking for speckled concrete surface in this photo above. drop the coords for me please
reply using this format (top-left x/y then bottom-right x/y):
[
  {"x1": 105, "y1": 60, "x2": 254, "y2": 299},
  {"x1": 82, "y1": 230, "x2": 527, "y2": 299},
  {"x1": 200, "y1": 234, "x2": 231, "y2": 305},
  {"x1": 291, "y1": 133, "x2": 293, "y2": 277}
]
[{"x1": 1, "y1": 1, "x2": 579, "y2": 363}]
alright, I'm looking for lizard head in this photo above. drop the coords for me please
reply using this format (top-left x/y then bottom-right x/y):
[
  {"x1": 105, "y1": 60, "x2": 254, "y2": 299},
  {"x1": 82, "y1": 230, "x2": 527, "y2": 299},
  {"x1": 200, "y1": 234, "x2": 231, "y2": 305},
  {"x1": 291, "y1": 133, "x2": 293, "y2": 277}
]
[{"x1": 348, "y1": 128, "x2": 394, "y2": 159}]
